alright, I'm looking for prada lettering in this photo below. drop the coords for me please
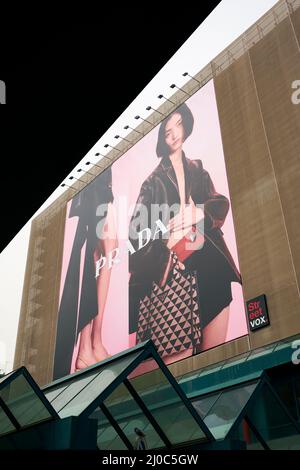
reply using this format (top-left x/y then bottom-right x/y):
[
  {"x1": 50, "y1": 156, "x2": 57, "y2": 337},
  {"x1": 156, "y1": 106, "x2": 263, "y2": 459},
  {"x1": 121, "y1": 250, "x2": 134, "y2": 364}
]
[{"x1": 95, "y1": 219, "x2": 168, "y2": 277}]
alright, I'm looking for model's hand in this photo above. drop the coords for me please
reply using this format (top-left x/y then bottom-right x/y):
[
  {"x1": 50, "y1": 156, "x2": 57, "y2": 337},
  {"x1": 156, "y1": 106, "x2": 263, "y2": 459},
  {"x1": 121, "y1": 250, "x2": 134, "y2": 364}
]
[
  {"x1": 188, "y1": 196, "x2": 205, "y2": 226},
  {"x1": 166, "y1": 199, "x2": 204, "y2": 249}
]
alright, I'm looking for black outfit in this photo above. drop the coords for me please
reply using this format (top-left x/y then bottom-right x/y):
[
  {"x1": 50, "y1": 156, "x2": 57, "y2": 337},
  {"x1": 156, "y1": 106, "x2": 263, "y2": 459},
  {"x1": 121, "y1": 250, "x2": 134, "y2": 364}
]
[
  {"x1": 128, "y1": 153, "x2": 241, "y2": 334},
  {"x1": 53, "y1": 168, "x2": 113, "y2": 380}
]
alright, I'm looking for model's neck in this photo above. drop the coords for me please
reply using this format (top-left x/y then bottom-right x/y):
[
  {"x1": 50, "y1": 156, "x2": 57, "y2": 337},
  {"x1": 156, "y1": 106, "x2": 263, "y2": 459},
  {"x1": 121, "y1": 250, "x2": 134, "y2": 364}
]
[{"x1": 169, "y1": 149, "x2": 183, "y2": 166}]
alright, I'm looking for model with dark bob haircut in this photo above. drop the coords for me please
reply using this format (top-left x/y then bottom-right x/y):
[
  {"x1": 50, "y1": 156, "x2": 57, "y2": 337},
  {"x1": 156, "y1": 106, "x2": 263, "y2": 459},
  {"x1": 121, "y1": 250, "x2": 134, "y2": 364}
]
[
  {"x1": 156, "y1": 102, "x2": 194, "y2": 158},
  {"x1": 129, "y1": 100, "x2": 241, "y2": 363}
]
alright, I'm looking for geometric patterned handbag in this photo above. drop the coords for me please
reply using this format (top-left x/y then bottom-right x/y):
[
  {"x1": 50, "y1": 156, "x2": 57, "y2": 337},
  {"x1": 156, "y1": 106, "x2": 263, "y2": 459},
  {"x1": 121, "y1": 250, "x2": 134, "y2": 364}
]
[{"x1": 136, "y1": 256, "x2": 202, "y2": 358}]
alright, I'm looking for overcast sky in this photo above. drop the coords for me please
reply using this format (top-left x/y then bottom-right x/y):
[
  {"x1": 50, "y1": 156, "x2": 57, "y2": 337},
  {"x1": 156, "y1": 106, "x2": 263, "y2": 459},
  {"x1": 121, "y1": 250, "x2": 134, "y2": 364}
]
[{"x1": 0, "y1": 0, "x2": 279, "y2": 374}]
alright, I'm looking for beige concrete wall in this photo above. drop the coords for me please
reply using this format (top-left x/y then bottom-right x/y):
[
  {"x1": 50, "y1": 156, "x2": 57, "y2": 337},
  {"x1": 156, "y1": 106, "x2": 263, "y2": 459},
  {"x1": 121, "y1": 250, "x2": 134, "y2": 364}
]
[
  {"x1": 14, "y1": 206, "x2": 66, "y2": 385},
  {"x1": 214, "y1": 14, "x2": 300, "y2": 351},
  {"x1": 291, "y1": 4, "x2": 300, "y2": 47}
]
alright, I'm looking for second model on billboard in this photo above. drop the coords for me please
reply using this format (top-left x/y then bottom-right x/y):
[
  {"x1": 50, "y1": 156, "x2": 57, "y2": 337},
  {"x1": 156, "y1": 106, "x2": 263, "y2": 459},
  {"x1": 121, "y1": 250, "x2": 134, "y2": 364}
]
[{"x1": 54, "y1": 80, "x2": 248, "y2": 380}]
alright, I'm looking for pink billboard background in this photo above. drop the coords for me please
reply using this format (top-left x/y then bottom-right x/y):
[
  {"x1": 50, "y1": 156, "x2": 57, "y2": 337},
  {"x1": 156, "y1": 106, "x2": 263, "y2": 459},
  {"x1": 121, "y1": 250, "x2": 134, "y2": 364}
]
[{"x1": 58, "y1": 79, "x2": 248, "y2": 375}]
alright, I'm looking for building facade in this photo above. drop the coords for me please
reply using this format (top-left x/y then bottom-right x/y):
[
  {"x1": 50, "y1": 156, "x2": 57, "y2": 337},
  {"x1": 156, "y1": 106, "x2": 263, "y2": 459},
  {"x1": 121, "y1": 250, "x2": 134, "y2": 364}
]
[{"x1": 12, "y1": 0, "x2": 300, "y2": 450}]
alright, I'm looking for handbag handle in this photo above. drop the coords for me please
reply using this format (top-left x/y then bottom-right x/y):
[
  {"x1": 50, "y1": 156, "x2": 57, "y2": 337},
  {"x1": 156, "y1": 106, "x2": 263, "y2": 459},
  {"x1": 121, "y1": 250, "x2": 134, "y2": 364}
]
[
  {"x1": 190, "y1": 272, "x2": 195, "y2": 352},
  {"x1": 159, "y1": 251, "x2": 182, "y2": 287},
  {"x1": 190, "y1": 270, "x2": 201, "y2": 353}
]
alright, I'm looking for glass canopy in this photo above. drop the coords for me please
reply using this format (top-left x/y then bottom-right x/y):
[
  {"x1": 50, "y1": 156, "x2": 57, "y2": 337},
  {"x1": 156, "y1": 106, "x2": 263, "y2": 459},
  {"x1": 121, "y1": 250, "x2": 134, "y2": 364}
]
[
  {"x1": 43, "y1": 340, "x2": 214, "y2": 450},
  {"x1": 192, "y1": 373, "x2": 300, "y2": 450},
  {"x1": 2, "y1": 339, "x2": 299, "y2": 451},
  {"x1": 178, "y1": 333, "x2": 300, "y2": 398},
  {"x1": 0, "y1": 367, "x2": 57, "y2": 438}
]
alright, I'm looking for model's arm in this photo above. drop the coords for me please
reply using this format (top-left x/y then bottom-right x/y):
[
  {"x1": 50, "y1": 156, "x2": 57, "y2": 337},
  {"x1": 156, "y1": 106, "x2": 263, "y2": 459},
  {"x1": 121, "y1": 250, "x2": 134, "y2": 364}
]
[
  {"x1": 129, "y1": 179, "x2": 171, "y2": 283},
  {"x1": 191, "y1": 161, "x2": 229, "y2": 231}
]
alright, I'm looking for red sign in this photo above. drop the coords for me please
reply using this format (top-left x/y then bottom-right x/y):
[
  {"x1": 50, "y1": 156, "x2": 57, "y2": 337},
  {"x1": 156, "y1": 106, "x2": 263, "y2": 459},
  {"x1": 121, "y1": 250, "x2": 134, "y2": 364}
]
[{"x1": 246, "y1": 294, "x2": 270, "y2": 331}]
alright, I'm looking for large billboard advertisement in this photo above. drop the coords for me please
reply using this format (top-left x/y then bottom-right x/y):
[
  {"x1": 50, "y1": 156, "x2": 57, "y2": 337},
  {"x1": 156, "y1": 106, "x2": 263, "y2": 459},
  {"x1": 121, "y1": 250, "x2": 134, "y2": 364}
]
[{"x1": 53, "y1": 79, "x2": 248, "y2": 380}]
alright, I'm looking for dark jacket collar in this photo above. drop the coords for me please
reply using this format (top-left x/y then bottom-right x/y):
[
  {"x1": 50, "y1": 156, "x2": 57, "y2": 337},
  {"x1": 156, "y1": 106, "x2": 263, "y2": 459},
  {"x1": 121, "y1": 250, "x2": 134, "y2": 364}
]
[{"x1": 160, "y1": 151, "x2": 192, "y2": 203}]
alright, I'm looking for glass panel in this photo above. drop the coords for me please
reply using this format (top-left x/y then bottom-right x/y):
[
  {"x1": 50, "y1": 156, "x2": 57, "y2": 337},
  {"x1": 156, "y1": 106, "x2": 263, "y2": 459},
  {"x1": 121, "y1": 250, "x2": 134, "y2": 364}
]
[
  {"x1": 175, "y1": 375, "x2": 183, "y2": 382},
  {"x1": 273, "y1": 334, "x2": 300, "y2": 353},
  {"x1": 246, "y1": 382, "x2": 300, "y2": 450},
  {"x1": 0, "y1": 435, "x2": 15, "y2": 450},
  {"x1": 0, "y1": 371, "x2": 15, "y2": 386},
  {"x1": 158, "y1": 402, "x2": 206, "y2": 444},
  {"x1": 9, "y1": 426, "x2": 42, "y2": 449},
  {"x1": 0, "y1": 374, "x2": 52, "y2": 427},
  {"x1": 273, "y1": 340, "x2": 296, "y2": 352},
  {"x1": 198, "y1": 362, "x2": 226, "y2": 377},
  {"x1": 89, "y1": 407, "x2": 127, "y2": 450},
  {"x1": 272, "y1": 378, "x2": 298, "y2": 421},
  {"x1": 129, "y1": 366, "x2": 165, "y2": 395},
  {"x1": 192, "y1": 392, "x2": 221, "y2": 418},
  {"x1": 129, "y1": 363, "x2": 208, "y2": 445},
  {"x1": 220, "y1": 352, "x2": 250, "y2": 370},
  {"x1": 203, "y1": 382, "x2": 258, "y2": 439},
  {"x1": 178, "y1": 369, "x2": 202, "y2": 384},
  {"x1": 104, "y1": 383, "x2": 165, "y2": 450},
  {"x1": 295, "y1": 378, "x2": 300, "y2": 421},
  {"x1": 50, "y1": 371, "x2": 103, "y2": 413},
  {"x1": 247, "y1": 344, "x2": 276, "y2": 360},
  {"x1": 59, "y1": 351, "x2": 142, "y2": 418},
  {"x1": 0, "y1": 408, "x2": 16, "y2": 436},
  {"x1": 246, "y1": 424, "x2": 266, "y2": 450},
  {"x1": 230, "y1": 418, "x2": 265, "y2": 450},
  {"x1": 44, "y1": 384, "x2": 69, "y2": 403}
]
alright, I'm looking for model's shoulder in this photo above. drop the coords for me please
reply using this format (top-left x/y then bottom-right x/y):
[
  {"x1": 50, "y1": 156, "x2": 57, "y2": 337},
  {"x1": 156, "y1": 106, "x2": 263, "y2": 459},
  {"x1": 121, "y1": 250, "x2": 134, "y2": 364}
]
[
  {"x1": 143, "y1": 161, "x2": 164, "y2": 182},
  {"x1": 139, "y1": 166, "x2": 160, "y2": 193},
  {"x1": 187, "y1": 158, "x2": 204, "y2": 172}
]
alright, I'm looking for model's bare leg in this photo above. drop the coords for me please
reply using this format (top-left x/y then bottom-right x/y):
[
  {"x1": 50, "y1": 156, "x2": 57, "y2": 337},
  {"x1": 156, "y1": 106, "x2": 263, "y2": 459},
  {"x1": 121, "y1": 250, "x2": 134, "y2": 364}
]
[
  {"x1": 92, "y1": 203, "x2": 117, "y2": 362},
  {"x1": 91, "y1": 244, "x2": 114, "y2": 361},
  {"x1": 75, "y1": 322, "x2": 96, "y2": 370},
  {"x1": 200, "y1": 306, "x2": 230, "y2": 351}
]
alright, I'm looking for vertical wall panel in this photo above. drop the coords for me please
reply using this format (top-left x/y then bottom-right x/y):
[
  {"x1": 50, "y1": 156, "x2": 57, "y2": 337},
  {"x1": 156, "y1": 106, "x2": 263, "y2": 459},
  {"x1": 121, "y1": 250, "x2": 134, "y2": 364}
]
[
  {"x1": 14, "y1": 206, "x2": 66, "y2": 385},
  {"x1": 214, "y1": 45, "x2": 300, "y2": 349},
  {"x1": 291, "y1": 5, "x2": 300, "y2": 47},
  {"x1": 14, "y1": 221, "x2": 39, "y2": 368},
  {"x1": 250, "y1": 16, "x2": 300, "y2": 296}
]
